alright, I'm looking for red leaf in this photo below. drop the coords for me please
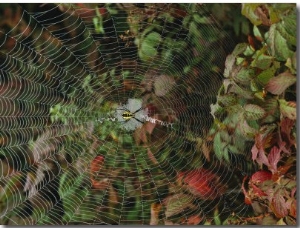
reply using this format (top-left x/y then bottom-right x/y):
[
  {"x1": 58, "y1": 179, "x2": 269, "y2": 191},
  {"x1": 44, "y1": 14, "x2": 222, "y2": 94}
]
[
  {"x1": 270, "y1": 191, "x2": 289, "y2": 218},
  {"x1": 171, "y1": 7, "x2": 187, "y2": 18},
  {"x1": 186, "y1": 214, "x2": 203, "y2": 225},
  {"x1": 280, "y1": 117, "x2": 296, "y2": 150},
  {"x1": 268, "y1": 146, "x2": 281, "y2": 173},
  {"x1": 251, "y1": 143, "x2": 259, "y2": 161},
  {"x1": 146, "y1": 103, "x2": 158, "y2": 117},
  {"x1": 279, "y1": 100, "x2": 296, "y2": 120},
  {"x1": 145, "y1": 118, "x2": 156, "y2": 134},
  {"x1": 73, "y1": 5, "x2": 107, "y2": 22},
  {"x1": 265, "y1": 72, "x2": 296, "y2": 95},
  {"x1": 134, "y1": 126, "x2": 147, "y2": 145},
  {"x1": 242, "y1": 176, "x2": 252, "y2": 205},
  {"x1": 75, "y1": 3, "x2": 86, "y2": 8},
  {"x1": 248, "y1": 35, "x2": 257, "y2": 50},
  {"x1": 252, "y1": 134, "x2": 270, "y2": 167},
  {"x1": 123, "y1": 79, "x2": 139, "y2": 91},
  {"x1": 75, "y1": 8, "x2": 95, "y2": 18},
  {"x1": 278, "y1": 141, "x2": 290, "y2": 154},
  {"x1": 147, "y1": 148, "x2": 158, "y2": 164},
  {"x1": 150, "y1": 203, "x2": 162, "y2": 225},
  {"x1": 178, "y1": 168, "x2": 226, "y2": 200},
  {"x1": 289, "y1": 199, "x2": 296, "y2": 218},
  {"x1": 272, "y1": 163, "x2": 293, "y2": 181},
  {"x1": 90, "y1": 155, "x2": 104, "y2": 173},
  {"x1": 91, "y1": 178, "x2": 109, "y2": 190},
  {"x1": 98, "y1": 7, "x2": 107, "y2": 16},
  {"x1": 291, "y1": 187, "x2": 296, "y2": 198},
  {"x1": 248, "y1": 34, "x2": 263, "y2": 50},
  {"x1": 250, "y1": 171, "x2": 272, "y2": 183},
  {"x1": 252, "y1": 184, "x2": 268, "y2": 197},
  {"x1": 90, "y1": 155, "x2": 105, "y2": 189}
]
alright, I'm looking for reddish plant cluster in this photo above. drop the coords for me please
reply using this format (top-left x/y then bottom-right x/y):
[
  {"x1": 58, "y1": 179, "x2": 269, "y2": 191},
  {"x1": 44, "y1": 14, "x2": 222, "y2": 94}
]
[{"x1": 178, "y1": 168, "x2": 226, "y2": 200}]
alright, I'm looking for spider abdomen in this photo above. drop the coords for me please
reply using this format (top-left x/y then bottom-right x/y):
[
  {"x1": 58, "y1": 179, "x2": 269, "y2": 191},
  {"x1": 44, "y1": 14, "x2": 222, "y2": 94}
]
[{"x1": 122, "y1": 111, "x2": 134, "y2": 120}]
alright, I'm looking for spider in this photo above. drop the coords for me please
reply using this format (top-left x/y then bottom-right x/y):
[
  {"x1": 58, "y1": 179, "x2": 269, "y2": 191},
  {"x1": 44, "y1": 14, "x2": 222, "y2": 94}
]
[{"x1": 117, "y1": 106, "x2": 144, "y2": 124}]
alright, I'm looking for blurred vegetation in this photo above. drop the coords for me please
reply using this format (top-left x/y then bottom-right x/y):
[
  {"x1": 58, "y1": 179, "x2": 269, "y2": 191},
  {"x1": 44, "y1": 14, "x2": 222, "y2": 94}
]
[{"x1": 0, "y1": 3, "x2": 297, "y2": 225}]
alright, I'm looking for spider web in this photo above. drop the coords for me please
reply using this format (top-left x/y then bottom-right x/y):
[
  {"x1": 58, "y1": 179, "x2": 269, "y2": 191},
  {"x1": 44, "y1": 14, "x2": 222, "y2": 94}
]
[{"x1": 0, "y1": 3, "x2": 253, "y2": 225}]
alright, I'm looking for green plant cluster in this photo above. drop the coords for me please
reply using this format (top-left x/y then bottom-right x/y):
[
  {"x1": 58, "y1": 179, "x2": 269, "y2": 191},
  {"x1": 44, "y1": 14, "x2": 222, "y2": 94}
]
[{"x1": 209, "y1": 3, "x2": 296, "y2": 225}]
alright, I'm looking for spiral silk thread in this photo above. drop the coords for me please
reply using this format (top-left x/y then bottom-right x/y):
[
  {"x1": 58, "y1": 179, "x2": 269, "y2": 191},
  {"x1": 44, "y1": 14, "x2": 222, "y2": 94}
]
[{"x1": 139, "y1": 115, "x2": 174, "y2": 128}]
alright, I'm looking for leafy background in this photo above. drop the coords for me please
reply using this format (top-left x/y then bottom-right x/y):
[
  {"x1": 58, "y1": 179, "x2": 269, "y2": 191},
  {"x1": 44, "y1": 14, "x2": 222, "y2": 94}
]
[{"x1": 0, "y1": 3, "x2": 297, "y2": 225}]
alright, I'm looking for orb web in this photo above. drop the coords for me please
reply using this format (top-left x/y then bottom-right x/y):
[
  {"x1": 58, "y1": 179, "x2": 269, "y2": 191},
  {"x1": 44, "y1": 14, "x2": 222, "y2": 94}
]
[{"x1": 0, "y1": 3, "x2": 252, "y2": 225}]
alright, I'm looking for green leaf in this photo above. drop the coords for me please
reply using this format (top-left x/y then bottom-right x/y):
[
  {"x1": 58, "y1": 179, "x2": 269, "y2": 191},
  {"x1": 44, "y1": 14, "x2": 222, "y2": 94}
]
[
  {"x1": 276, "y1": 218, "x2": 287, "y2": 225},
  {"x1": 266, "y1": 24, "x2": 294, "y2": 61},
  {"x1": 261, "y1": 98, "x2": 279, "y2": 123},
  {"x1": 140, "y1": 44, "x2": 157, "y2": 61},
  {"x1": 265, "y1": 72, "x2": 296, "y2": 95},
  {"x1": 230, "y1": 84, "x2": 253, "y2": 99},
  {"x1": 93, "y1": 17, "x2": 105, "y2": 34},
  {"x1": 144, "y1": 32, "x2": 162, "y2": 45},
  {"x1": 276, "y1": 13, "x2": 297, "y2": 46},
  {"x1": 239, "y1": 119, "x2": 258, "y2": 138},
  {"x1": 279, "y1": 99, "x2": 296, "y2": 120},
  {"x1": 285, "y1": 53, "x2": 297, "y2": 74},
  {"x1": 105, "y1": 3, "x2": 118, "y2": 14},
  {"x1": 225, "y1": 105, "x2": 244, "y2": 117},
  {"x1": 213, "y1": 207, "x2": 222, "y2": 225},
  {"x1": 162, "y1": 49, "x2": 172, "y2": 62},
  {"x1": 224, "y1": 54, "x2": 235, "y2": 78},
  {"x1": 226, "y1": 143, "x2": 239, "y2": 155},
  {"x1": 256, "y1": 61, "x2": 280, "y2": 85},
  {"x1": 139, "y1": 32, "x2": 161, "y2": 61},
  {"x1": 0, "y1": 173, "x2": 23, "y2": 200},
  {"x1": 251, "y1": 54, "x2": 273, "y2": 70},
  {"x1": 193, "y1": 14, "x2": 211, "y2": 24},
  {"x1": 59, "y1": 169, "x2": 83, "y2": 197},
  {"x1": 213, "y1": 132, "x2": 222, "y2": 160},
  {"x1": 213, "y1": 131, "x2": 229, "y2": 161},
  {"x1": 244, "y1": 104, "x2": 266, "y2": 120},
  {"x1": 59, "y1": 170, "x2": 90, "y2": 221},
  {"x1": 236, "y1": 57, "x2": 244, "y2": 65},
  {"x1": 234, "y1": 68, "x2": 255, "y2": 85},
  {"x1": 243, "y1": 45, "x2": 255, "y2": 56},
  {"x1": 254, "y1": 91, "x2": 266, "y2": 101},
  {"x1": 182, "y1": 15, "x2": 191, "y2": 28},
  {"x1": 253, "y1": 25, "x2": 263, "y2": 41},
  {"x1": 241, "y1": 4, "x2": 262, "y2": 26},
  {"x1": 276, "y1": 23, "x2": 296, "y2": 47},
  {"x1": 173, "y1": 40, "x2": 187, "y2": 50},
  {"x1": 250, "y1": 79, "x2": 259, "y2": 92},
  {"x1": 164, "y1": 194, "x2": 193, "y2": 218},
  {"x1": 268, "y1": 4, "x2": 281, "y2": 24},
  {"x1": 217, "y1": 94, "x2": 238, "y2": 107},
  {"x1": 189, "y1": 21, "x2": 201, "y2": 38},
  {"x1": 74, "y1": 193, "x2": 98, "y2": 221},
  {"x1": 210, "y1": 103, "x2": 224, "y2": 119},
  {"x1": 232, "y1": 43, "x2": 248, "y2": 56}
]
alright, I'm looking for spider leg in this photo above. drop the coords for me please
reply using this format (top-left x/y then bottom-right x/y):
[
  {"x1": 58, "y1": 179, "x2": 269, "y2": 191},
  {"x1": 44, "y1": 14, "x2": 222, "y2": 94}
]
[
  {"x1": 132, "y1": 116, "x2": 144, "y2": 124},
  {"x1": 131, "y1": 107, "x2": 144, "y2": 115},
  {"x1": 116, "y1": 107, "x2": 131, "y2": 112}
]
